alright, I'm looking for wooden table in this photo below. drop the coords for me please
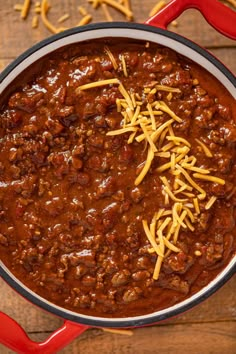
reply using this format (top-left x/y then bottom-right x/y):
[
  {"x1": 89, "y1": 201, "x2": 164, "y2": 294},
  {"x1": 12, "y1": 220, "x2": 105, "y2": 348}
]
[{"x1": 0, "y1": 1, "x2": 235, "y2": 353}]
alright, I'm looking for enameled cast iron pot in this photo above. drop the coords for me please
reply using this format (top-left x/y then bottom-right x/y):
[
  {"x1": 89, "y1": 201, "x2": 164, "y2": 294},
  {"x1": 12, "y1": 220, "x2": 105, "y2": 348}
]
[{"x1": 0, "y1": 0, "x2": 236, "y2": 352}]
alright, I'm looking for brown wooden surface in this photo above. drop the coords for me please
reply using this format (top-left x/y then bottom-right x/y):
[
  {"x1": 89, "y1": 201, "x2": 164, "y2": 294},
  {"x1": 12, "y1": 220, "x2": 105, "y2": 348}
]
[{"x1": 0, "y1": 1, "x2": 235, "y2": 353}]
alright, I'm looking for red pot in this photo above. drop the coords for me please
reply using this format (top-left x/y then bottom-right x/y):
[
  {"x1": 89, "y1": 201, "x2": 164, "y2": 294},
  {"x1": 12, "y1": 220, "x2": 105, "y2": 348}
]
[{"x1": 0, "y1": 0, "x2": 235, "y2": 353}]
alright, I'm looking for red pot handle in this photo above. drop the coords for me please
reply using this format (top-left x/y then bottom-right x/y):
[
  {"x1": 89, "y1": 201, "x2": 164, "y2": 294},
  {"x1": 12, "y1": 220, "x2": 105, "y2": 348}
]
[
  {"x1": 146, "y1": 0, "x2": 236, "y2": 40},
  {"x1": 0, "y1": 312, "x2": 89, "y2": 354}
]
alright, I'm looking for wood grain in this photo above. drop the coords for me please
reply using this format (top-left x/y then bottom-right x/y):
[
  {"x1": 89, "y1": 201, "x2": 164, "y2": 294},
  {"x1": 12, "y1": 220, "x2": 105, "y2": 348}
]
[
  {"x1": 0, "y1": 1, "x2": 235, "y2": 353},
  {"x1": 0, "y1": 276, "x2": 235, "y2": 332},
  {"x1": 0, "y1": 1, "x2": 235, "y2": 59},
  {"x1": 55, "y1": 322, "x2": 236, "y2": 354},
  {"x1": 0, "y1": 319, "x2": 236, "y2": 354}
]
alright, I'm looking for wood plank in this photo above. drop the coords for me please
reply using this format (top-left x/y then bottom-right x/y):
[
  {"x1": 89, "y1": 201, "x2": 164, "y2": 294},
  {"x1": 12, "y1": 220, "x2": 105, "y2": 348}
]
[
  {"x1": 53, "y1": 321, "x2": 236, "y2": 354},
  {"x1": 209, "y1": 48, "x2": 236, "y2": 74},
  {"x1": 0, "y1": 278, "x2": 62, "y2": 332},
  {"x1": 0, "y1": 59, "x2": 13, "y2": 72},
  {"x1": 0, "y1": 321, "x2": 235, "y2": 354},
  {"x1": 0, "y1": 1, "x2": 235, "y2": 59},
  {"x1": 0, "y1": 276, "x2": 235, "y2": 332}
]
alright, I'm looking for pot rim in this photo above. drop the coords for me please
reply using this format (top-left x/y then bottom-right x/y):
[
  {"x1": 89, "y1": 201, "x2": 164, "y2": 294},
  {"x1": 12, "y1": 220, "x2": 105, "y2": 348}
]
[
  {"x1": 1, "y1": 258, "x2": 236, "y2": 327},
  {"x1": 0, "y1": 22, "x2": 235, "y2": 94},
  {"x1": 0, "y1": 22, "x2": 235, "y2": 328}
]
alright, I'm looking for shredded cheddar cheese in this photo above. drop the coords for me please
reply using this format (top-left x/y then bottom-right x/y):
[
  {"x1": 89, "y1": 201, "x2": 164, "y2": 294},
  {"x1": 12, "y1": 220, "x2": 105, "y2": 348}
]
[
  {"x1": 41, "y1": 0, "x2": 58, "y2": 34},
  {"x1": 140, "y1": 110, "x2": 163, "y2": 116},
  {"x1": 135, "y1": 147, "x2": 154, "y2": 186},
  {"x1": 184, "y1": 216, "x2": 195, "y2": 231},
  {"x1": 156, "y1": 85, "x2": 181, "y2": 93},
  {"x1": 87, "y1": 0, "x2": 134, "y2": 20},
  {"x1": 147, "y1": 103, "x2": 156, "y2": 130},
  {"x1": 118, "y1": 83, "x2": 134, "y2": 110},
  {"x1": 32, "y1": 14, "x2": 39, "y2": 28},
  {"x1": 14, "y1": 4, "x2": 23, "y2": 11},
  {"x1": 163, "y1": 237, "x2": 180, "y2": 252},
  {"x1": 181, "y1": 163, "x2": 210, "y2": 174},
  {"x1": 153, "y1": 254, "x2": 164, "y2": 280},
  {"x1": 77, "y1": 14, "x2": 92, "y2": 26},
  {"x1": 174, "y1": 178, "x2": 193, "y2": 192},
  {"x1": 149, "y1": 0, "x2": 166, "y2": 17},
  {"x1": 157, "y1": 101, "x2": 182, "y2": 123},
  {"x1": 87, "y1": 0, "x2": 100, "y2": 9},
  {"x1": 156, "y1": 151, "x2": 171, "y2": 159},
  {"x1": 171, "y1": 20, "x2": 178, "y2": 27},
  {"x1": 175, "y1": 164, "x2": 206, "y2": 198},
  {"x1": 121, "y1": 54, "x2": 128, "y2": 77},
  {"x1": 167, "y1": 92, "x2": 173, "y2": 101},
  {"x1": 151, "y1": 119, "x2": 174, "y2": 144},
  {"x1": 156, "y1": 150, "x2": 190, "y2": 173},
  {"x1": 193, "y1": 197, "x2": 200, "y2": 214},
  {"x1": 205, "y1": 196, "x2": 217, "y2": 210},
  {"x1": 172, "y1": 203, "x2": 187, "y2": 228},
  {"x1": 124, "y1": 0, "x2": 132, "y2": 20},
  {"x1": 140, "y1": 123, "x2": 158, "y2": 152},
  {"x1": 161, "y1": 141, "x2": 175, "y2": 152},
  {"x1": 21, "y1": 0, "x2": 31, "y2": 19},
  {"x1": 193, "y1": 173, "x2": 225, "y2": 185},
  {"x1": 195, "y1": 138, "x2": 213, "y2": 157},
  {"x1": 34, "y1": 6, "x2": 42, "y2": 14},
  {"x1": 102, "y1": 328, "x2": 133, "y2": 336},
  {"x1": 142, "y1": 220, "x2": 164, "y2": 257},
  {"x1": 130, "y1": 106, "x2": 141, "y2": 126},
  {"x1": 57, "y1": 13, "x2": 70, "y2": 23},
  {"x1": 158, "y1": 127, "x2": 168, "y2": 149},
  {"x1": 76, "y1": 78, "x2": 119, "y2": 92},
  {"x1": 130, "y1": 93, "x2": 137, "y2": 109},
  {"x1": 101, "y1": 3, "x2": 113, "y2": 21},
  {"x1": 74, "y1": 77, "x2": 225, "y2": 281},
  {"x1": 104, "y1": 46, "x2": 118, "y2": 70},
  {"x1": 101, "y1": 0, "x2": 133, "y2": 19},
  {"x1": 166, "y1": 135, "x2": 191, "y2": 147},
  {"x1": 78, "y1": 6, "x2": 88, "y2": 16},
  {"x1": 183, "y1": 206, "x2": 195, "y2": 223},
  {"x1": 107, "y1": 127, "x2": 137, "y2": 136}
]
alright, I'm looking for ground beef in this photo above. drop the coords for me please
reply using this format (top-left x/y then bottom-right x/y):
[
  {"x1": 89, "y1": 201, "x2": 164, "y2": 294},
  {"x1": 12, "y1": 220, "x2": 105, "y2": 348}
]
[{"x1": 0, "y1": 38, "x2": 235, "y2": 318}]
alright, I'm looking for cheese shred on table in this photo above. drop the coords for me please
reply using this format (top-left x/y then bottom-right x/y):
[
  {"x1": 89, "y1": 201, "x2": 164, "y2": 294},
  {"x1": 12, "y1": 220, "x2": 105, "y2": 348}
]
[
  {"x1": 78, "y1": 5, "x2": 88, "y2": 16},
  {"x1": 149, "y1": 0, "x2": 166, "y2": 17},
  {"x1": 77, "y1": 14, "x2": 92, "y2": 26},
  {"x1": 21, "y1": 0, "x2": 31, "y2": 19},
  {"x1": 101, "y1": 0, "x2": 133, "y2": 20},
  {"x1": 57, "y1": 13, "x2": 70, "y2": 23},
  {"x1": 41, "y1": 0, "x2": 58, "y2": 33},
  {"x1": 102, "y1": 328, "x2": 133, "y2": 336},
  {"x1": 32, "y1": 15, "x2": 39, "y2": 28},
  {"x1": 76, "y1": 77, "x2": 225, "y2": 281},
  {"x1": 101, "y1": 3, "x2": 113, "y2": 22}
]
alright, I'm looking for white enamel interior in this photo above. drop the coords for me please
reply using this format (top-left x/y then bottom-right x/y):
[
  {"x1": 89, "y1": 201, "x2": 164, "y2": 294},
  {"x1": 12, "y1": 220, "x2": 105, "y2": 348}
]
[
  {"x1": 0, "y1": 26, "x2": 235, "y2": 326},
  {"x1": 1, "y1": 257, "x2": 236, "y2": 325},
  {"x1": 1, "y1": 28, "x2": 235, "y2": 97}
]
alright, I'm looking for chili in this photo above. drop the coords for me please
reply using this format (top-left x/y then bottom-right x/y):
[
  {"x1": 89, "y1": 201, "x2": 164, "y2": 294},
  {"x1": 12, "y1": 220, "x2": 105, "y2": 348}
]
[{"x1": 0, "y1": 38, "x2": 235, "y2": 317}]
